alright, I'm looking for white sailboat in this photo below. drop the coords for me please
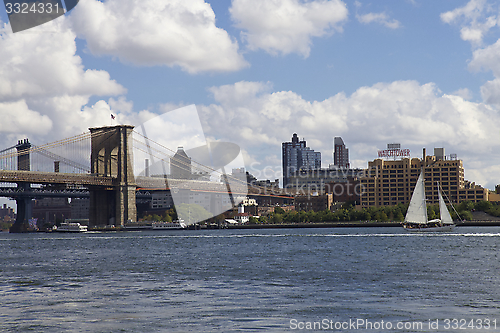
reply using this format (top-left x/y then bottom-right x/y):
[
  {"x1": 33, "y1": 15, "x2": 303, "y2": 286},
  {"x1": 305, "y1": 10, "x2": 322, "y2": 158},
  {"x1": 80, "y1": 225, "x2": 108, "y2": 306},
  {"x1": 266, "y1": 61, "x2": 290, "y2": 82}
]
[{"x1": 402, "y1": 170, "x2": 456, "y2": 232}]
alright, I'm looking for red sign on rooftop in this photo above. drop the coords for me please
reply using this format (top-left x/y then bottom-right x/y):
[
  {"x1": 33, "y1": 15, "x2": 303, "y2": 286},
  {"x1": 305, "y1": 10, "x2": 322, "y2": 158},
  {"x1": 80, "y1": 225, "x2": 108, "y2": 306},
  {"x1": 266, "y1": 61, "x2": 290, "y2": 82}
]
[{"x1": 378, "y1": 143, "x2": 410, "y2": 159}]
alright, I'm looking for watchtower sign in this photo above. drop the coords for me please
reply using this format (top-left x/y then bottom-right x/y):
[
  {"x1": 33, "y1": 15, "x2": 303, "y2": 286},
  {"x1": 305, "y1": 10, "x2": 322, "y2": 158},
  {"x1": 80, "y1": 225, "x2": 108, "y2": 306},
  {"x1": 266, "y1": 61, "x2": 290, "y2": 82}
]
[{"x1": 378, "y1": 143, "x2": 410, "y2": 159}]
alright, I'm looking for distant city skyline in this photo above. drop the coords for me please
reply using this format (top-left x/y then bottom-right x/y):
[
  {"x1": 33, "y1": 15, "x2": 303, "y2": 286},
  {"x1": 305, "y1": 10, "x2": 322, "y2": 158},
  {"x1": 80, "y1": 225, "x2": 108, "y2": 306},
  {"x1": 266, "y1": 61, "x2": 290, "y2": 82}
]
[
  {"x1": 282, "y1": 133, "x2": 321, "y2": 188},
  {"x1": 2, "y1": 0, "x2": 500, "y2": 196},
  {"x1": 333, "y1": 137, "x2": 350, "y2": 169}
]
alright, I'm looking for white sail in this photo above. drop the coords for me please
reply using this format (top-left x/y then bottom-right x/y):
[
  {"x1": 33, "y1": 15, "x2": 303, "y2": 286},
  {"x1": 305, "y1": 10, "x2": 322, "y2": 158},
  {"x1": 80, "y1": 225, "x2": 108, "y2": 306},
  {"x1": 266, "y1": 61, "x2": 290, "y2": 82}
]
[
  {"x1": 404, "y1": 171, "x2": 428, "y2": 224},
  {"x1": 438, "y1": 187, "x2": 454, "y2": 225}
]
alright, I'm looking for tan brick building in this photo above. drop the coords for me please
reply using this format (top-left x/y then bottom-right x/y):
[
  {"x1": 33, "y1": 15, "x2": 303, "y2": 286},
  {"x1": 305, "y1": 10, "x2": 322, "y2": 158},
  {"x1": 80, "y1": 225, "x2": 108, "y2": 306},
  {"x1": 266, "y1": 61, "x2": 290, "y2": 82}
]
[
  {"x1": 360, "y1": 149, "x2": 487, "y2": 207},
  {"x1": 295, "y1": 194, "x2": 333, "y2": 212}
]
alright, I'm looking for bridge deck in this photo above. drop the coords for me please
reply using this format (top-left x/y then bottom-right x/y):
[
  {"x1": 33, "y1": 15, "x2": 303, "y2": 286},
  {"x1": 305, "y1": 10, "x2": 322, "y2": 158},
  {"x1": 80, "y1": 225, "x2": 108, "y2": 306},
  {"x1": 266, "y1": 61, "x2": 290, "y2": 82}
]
[
  {"x1": 0, "y1": 171, "x2": 287, "y2": 197},
  {"x1": 0, "y1": 170, "x2": 114, "y2": 186}
]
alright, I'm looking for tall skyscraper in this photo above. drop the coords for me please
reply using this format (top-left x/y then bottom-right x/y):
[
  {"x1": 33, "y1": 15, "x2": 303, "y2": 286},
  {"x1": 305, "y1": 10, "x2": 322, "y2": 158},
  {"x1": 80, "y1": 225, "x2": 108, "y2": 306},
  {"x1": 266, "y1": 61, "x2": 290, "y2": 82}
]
[
  {"x1": 170, "y1": 147, "x2": 191, "y2": 179},
  {"x1": 333, "y1": 137, "x2": 349, "y2": 169},
  {"x1": 282, "y1": 133, "x2": 321, "y2": 187}
]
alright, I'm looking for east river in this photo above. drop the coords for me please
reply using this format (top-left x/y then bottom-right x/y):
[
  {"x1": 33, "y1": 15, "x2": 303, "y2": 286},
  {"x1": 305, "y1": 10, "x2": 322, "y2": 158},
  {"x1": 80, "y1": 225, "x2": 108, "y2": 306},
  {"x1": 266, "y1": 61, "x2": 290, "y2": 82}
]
[{"x1": 1, "y1": 227, "x2": 499, "y2": 332}]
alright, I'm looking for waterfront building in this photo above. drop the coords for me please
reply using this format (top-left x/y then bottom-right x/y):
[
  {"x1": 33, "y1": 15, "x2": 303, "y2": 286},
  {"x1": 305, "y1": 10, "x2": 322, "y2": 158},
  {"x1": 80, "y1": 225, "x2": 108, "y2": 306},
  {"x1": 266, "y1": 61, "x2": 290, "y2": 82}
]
[
  {"x1": 294, "y1": 193, "x2": 333, "y2": 212},
  {"x1": 360, "y1": 148, "x2": 488, "y2": 207},
  {"x1": 151, "y1": 191, "x2": 174, "y2": 209},
  {"x1": 333, "y1": 137, "x2": 349, "y2": 169},
  {"x1": 286, "y1": 167, "x2": 365, "y2": 194},
  {"x1": 282, "y1": 133, "x2": 321, "y2": 188},
  {"x1": 241, "y1": 197, "x2": 258, "y2": 207},
  {"x1": 249, "y1": 194, "x2": 294, "y2": 207},
  {"x1": 233, "y1": 212, "x2": 250, "y2": 224},
  {"x1": 236, "y1": 198, "x2": 258, "y2": 217},
  {"x1": 253, "y1": 179, "x2": 280, "y2": 189},
  {"x1": 325, "y1": 177, "x2": 362, "y2": 204},
  {"x1": 32, "y1": 198, "x2": 71, "y2": 224},
  {"x1": 0, "y1": 204, "x2": 15, "y2": 221},
  {"x1": 71, "y1": 198, "x2": 89, "y2": 220}
]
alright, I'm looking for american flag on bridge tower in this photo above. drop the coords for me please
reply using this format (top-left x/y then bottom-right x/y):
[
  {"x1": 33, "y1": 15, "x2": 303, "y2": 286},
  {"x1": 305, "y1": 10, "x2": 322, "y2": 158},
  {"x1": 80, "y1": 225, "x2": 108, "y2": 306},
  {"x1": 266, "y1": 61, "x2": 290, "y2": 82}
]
[{"x1": 111, "y1": 114, "x2": 115, "y2": 120}]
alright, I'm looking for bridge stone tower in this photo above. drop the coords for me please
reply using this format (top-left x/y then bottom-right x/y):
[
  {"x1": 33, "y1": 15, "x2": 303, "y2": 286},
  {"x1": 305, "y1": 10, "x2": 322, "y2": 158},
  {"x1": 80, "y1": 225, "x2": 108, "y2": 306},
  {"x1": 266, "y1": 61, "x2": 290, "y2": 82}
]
[
  {"x1": 89, "y1": 125, "x2": 136, "y2": 226},
  {"x1": 9, "y1": 139, "x2": 33, "y2": 233}
]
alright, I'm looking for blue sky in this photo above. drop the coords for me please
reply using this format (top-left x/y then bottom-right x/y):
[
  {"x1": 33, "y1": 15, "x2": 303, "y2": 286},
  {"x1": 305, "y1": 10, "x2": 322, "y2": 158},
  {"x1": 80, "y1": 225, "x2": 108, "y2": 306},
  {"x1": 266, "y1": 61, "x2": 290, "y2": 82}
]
[{"x1": 2, "y1": 0, "x2": 500, "y2": 195}]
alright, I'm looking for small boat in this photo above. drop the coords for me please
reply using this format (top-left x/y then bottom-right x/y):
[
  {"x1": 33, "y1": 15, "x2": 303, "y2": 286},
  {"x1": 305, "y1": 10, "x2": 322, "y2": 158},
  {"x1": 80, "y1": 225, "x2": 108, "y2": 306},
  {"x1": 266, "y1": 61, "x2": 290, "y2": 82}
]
[
  {"x1": 402, "y1": 170, "x2": 456, "y2": 232},
  {"x1": 152, "y1": 220, "x2": 187, "y2": 230},
  {"x1": 55, "y1": 222, "x2": 88, "y2": 233}
]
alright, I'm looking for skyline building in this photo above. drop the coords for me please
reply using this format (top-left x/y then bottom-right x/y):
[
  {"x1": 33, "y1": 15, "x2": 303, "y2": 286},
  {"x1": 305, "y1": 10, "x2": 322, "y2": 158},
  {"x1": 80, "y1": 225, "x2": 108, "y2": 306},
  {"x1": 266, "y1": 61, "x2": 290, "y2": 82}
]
[
  {"x1": 333, "y1": 137, "x2": 349, "y2": 169},
  {"x1": 282, "y1": 133, "x2": 321, "y2": 188},
  {"x1": 360, "y1": 148, "x2": 487, "y2": 207},
  {"x1": 170, "y1": 147, "x2": 191, "y2": 179},
  {"x1": 287, "y1": 167, "x2": 364, "y2": 194}
]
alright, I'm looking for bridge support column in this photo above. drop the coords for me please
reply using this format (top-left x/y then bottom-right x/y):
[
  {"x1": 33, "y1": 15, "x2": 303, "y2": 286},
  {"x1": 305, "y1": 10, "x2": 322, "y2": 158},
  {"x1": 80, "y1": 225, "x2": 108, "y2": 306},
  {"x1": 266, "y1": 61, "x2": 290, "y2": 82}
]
[
  {"x1": 89, "y1": 125, "x2": 136, "y2": 226},
  {"x1": 89, "y1": 187, "x2": 115, "y2": 226},
  {"x1": 10, "y1": 139, "x2": 33, "y2": 233},
  {"x1": 10, "y1": 192, "x2": 33, "y2": 233}
]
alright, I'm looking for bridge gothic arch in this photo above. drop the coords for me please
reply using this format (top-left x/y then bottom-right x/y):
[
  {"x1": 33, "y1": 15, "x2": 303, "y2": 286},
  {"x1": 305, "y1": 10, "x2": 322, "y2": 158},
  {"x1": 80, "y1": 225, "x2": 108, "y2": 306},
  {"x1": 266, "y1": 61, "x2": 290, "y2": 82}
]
[{"x1": 89, "y1": 125, "x2": 136, "y2": 226}]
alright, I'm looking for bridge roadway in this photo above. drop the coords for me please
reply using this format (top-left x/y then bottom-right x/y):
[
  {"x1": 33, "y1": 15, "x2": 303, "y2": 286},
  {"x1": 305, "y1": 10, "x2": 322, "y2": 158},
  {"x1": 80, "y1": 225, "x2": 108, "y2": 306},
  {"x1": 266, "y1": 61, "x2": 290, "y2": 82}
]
[
  {"x1": 0, "y1": 170, "x2": 285, "y2": 197},
  {"x1": 0, "y1": 170, "x2": 114, "y2": 186},
  {"x1": 0, "y1": 170, "x2": 250, "y2": 194},
  {"x1": 135, "y1": 177, "x2": 285, "y2": 196},
  {"x1": 135, "y1": 176, "x2": 247, "y2": 194}
]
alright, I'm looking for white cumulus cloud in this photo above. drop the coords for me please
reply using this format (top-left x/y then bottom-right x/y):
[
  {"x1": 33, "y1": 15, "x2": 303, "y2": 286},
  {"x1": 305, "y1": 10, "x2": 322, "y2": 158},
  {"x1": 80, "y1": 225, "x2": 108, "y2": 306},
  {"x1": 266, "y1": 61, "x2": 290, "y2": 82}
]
[
  {"x1": 440, "y1": 0, "x2": 498, "y2": 46},
  {"x1": 356, "y1": 12, "x2": 401, "y2": 29},
  {"x1": 0, "y1": 100, "x2": 52, "y2": 134},
  {"x1": 0, "y1": 18, "x2": 126, "y2": 148},
  {"x1": 70, "y1": 0, "x2": 248, "y2": 73},
  {"x1": 199, "y1": 80, "x2": 500, "y2": 189},
  {"x1": 230, "y1": 0, "x2": 348, "y2": 57},
  {"x1": 444, "y1": 0, "x2": 500, "y2": 106},
  {"x1": 469, "y1": 39, "x2": 500, "y2": 105}
]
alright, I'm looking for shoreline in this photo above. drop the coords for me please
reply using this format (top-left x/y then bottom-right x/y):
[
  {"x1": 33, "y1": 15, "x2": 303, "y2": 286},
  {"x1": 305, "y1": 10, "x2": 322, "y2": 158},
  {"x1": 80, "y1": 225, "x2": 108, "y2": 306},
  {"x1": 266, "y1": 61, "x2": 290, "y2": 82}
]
[
  {"x1": 227, "y1": 220, "x2": 500, "y2": 229},
  {"x1": 3, "y1": 220, "x2": 499, "y2": 233}
]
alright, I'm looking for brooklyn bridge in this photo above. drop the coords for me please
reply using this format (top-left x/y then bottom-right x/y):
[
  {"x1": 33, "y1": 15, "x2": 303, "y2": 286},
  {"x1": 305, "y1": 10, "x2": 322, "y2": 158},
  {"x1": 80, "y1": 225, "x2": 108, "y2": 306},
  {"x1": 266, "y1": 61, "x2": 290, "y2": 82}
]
[{"x1": 0, "y1": 125, "x2": 288, "y2": 232}]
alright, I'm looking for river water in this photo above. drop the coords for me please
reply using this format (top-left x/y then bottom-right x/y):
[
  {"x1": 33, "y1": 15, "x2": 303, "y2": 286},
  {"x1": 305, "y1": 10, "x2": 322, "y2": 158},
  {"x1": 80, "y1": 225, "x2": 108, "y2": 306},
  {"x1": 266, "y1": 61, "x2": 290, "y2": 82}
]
[{"x1": 1, "y1": 227, "x2": 499, "y2": 332}]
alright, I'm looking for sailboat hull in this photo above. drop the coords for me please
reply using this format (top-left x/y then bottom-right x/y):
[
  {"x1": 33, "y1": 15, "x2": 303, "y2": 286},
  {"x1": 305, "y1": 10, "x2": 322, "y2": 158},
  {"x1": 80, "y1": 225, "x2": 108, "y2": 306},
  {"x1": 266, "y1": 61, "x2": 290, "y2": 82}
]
[
  {"x1": 403, "y1": 223, "x2": 456, "y2": 232},
  {"x1": 403, "y1": 171, "x2": 458, "y2": 233}
]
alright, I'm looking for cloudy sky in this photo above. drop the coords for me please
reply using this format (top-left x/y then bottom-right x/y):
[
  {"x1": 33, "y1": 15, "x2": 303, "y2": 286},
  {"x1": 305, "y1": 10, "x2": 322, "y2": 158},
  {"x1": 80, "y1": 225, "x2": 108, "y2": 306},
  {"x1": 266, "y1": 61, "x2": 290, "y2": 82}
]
[{"x1": 2, "y1": 0, "x2": 500, "y2": 191}]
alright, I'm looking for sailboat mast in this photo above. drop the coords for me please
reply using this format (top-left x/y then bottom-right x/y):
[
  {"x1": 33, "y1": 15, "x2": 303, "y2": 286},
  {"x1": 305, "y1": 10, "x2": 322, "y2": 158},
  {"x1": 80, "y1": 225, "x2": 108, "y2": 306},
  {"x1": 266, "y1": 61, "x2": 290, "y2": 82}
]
[{"x1": 422, "y1": 169, "x2": 428, "y2": 222}]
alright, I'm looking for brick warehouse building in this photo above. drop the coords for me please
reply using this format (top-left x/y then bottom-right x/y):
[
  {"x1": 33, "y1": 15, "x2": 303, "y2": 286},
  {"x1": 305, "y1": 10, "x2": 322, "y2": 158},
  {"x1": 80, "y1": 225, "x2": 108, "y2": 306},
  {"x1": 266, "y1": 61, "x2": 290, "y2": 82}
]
[{"x1": 360, "y1": 148, "x2": 487, "y2": 207}]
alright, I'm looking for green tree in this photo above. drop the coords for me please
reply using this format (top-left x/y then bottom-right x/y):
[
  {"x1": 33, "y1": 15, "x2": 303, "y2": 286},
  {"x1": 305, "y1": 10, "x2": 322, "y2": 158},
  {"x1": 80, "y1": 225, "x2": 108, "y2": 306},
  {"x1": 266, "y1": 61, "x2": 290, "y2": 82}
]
[
  {"x1": 358, "y1": 210, "x2": 371, "y2": 221},
  {"x1": 298, "y1": 211, "x2": 308, "y2": 223},
  {"x1": 487, "y1": 205, "x2": 500, "y2": 217},
  {"x1": 249, "y1": 216, "x2": 259, "y2": 224},
  {"x1": 458, "y1": 200, "x2": 474, "y2": 212},
  {"x1": 374, "y1": 211, "x2": 388, "y2": 222},
  {"x1": 274, "y1": 206, "x2": 285, "y2": 214},
  {"x1": 166, "y1": 208, "x2": 178, "y2": 221},
  {"x1": 427, "y1": 208, "x2": 437, "y2": 221},
  {"x1": 271, "y1": 213, "x2": 283, "y2": 224},
  {"x1": 394, "y1": 211, "x2": 404, "y2": 221},
  {"x1": 287, "y1": 211, "x2": 299, "y2": 223},
  {"x1": 176, "y1": 203, "x2": 212, "y2": 224},
  {"x1": 309, "y1": 211, "x2": 320, "y2": 222},
  {"x1": 459, "y1": 210, "x2": 473, "y2": 221},
  {"x1": 323, "y1": 210, "x2": 336, "y2": 222},
  {"x1": 474, "y1": 201, "x2": 492, "y2": 212}
]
